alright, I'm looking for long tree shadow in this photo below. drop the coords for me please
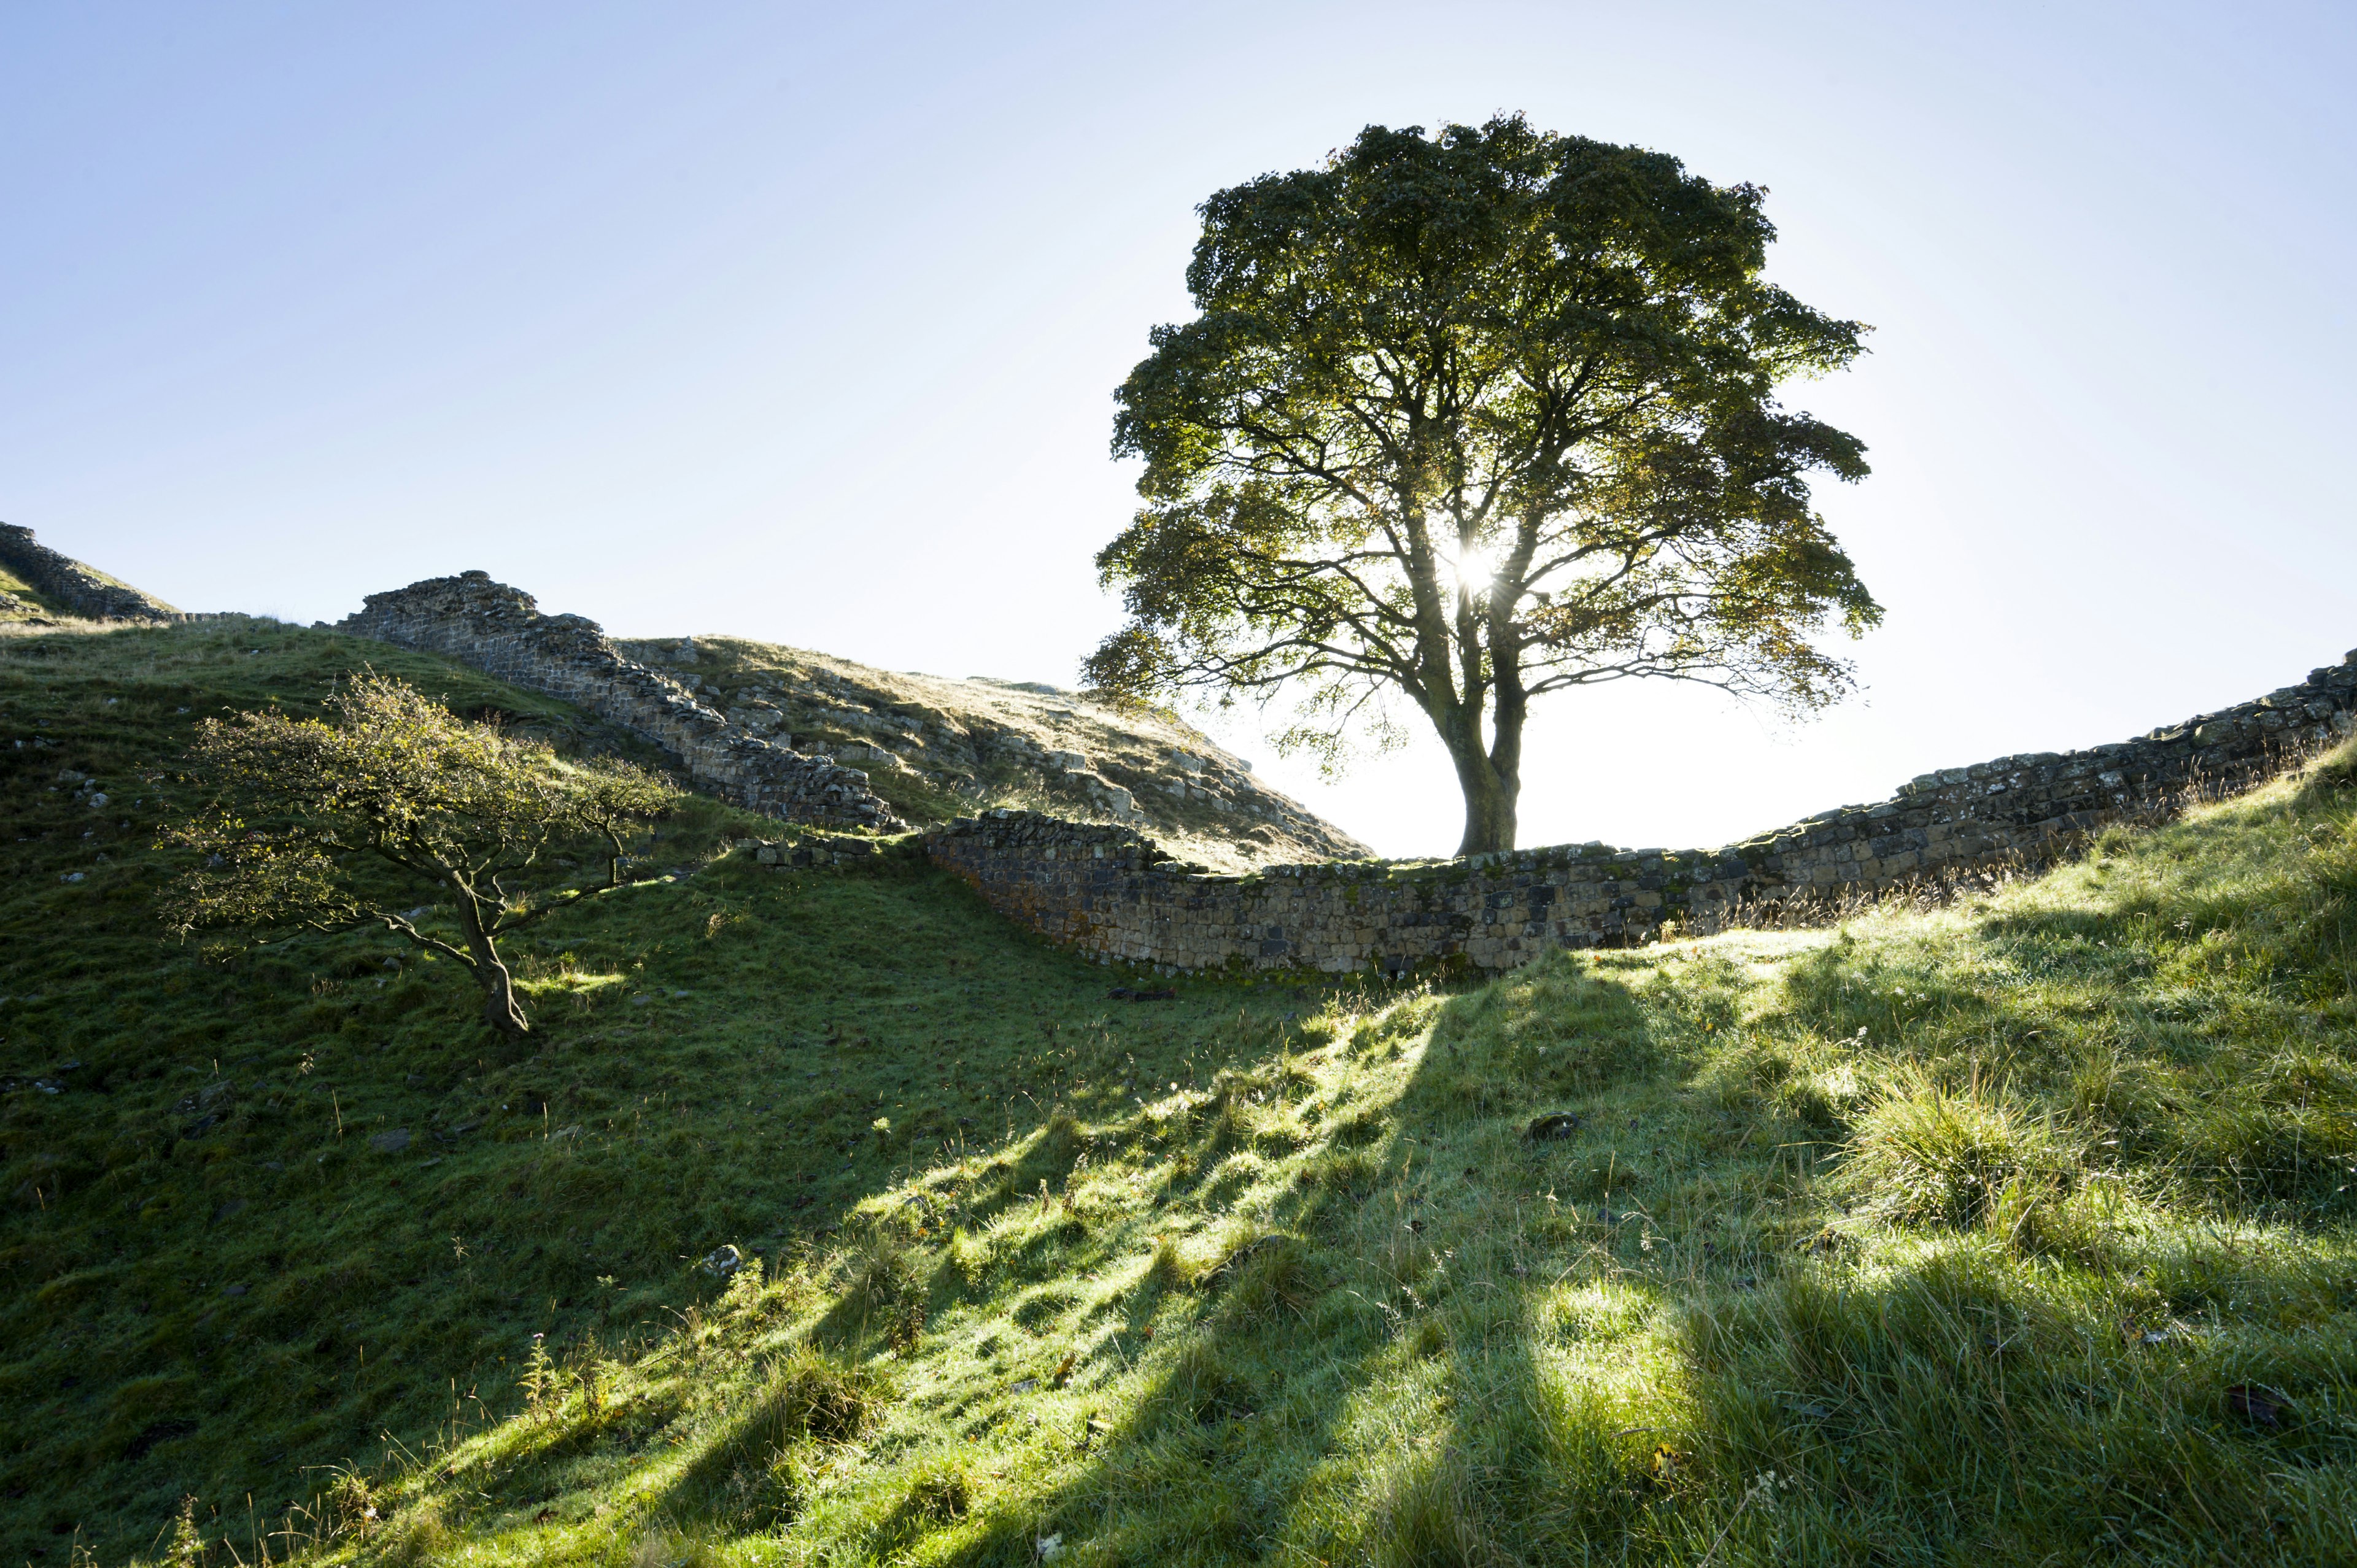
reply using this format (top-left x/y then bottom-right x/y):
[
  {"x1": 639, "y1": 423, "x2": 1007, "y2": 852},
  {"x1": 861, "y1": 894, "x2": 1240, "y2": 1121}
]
[
  {"x1": 634, "y1": 868, "x2": 2357, "y2": 1566},
  {"x1": 986, "y1": 939, "x2": 2354, "y2": 1563},
  {"x1": 948, "y1": 771, "x2": 2357, "y2": 1564},
  {"x1": 850, "y1": 956, "x2": 1692, "y2": 1566}
]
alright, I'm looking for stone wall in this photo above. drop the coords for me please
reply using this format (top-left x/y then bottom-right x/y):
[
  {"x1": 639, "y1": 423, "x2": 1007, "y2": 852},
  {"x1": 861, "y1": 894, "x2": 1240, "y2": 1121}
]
[
  {"x1": 337, "y1": 573, "x2": 904, "y2": 832},
  {"x1": 923, "y1": 647, "x2": 2357, "y2": 975},
  {"x1": 0, "y1": 525, "x2": 179, "y2": 621}
]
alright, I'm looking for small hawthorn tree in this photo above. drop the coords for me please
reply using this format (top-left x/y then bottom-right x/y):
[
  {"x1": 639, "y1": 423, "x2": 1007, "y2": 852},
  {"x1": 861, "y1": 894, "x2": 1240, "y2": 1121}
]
[
  {"x1": 160, "y1": 671, "x2": 679, "y2": 1035},
  {"x1": 1090, "y1": 114, "x2": 1882, "y2": 855}
]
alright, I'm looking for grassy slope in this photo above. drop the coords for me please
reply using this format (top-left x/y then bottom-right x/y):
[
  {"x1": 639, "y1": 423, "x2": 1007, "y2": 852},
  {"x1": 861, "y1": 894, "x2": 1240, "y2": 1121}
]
[
  {"x1": 9, "y1": 621, "x2": 2357, "y2": 1566},
  {"x1": 277, "y1": 749, "x2": 2357, "y2": 1567},
  {"x1": 0, "y1": 621, "x2": 1318, "y2": 1564},
  {"x1": 0, "y1": 565, "x2": 71, "y2": 620},
  {"x1": 611, "y1": 635, "x2": 1370, "y2": 871},
  {"x1": 0, "y1": 561, "x2": 170, "y2": 619}
]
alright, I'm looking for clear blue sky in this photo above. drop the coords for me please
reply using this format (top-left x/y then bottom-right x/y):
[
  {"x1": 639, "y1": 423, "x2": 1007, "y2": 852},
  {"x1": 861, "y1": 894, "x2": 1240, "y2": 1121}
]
[{"x1": 5, "y1": 2, "x2": 2352, "y2": 857}]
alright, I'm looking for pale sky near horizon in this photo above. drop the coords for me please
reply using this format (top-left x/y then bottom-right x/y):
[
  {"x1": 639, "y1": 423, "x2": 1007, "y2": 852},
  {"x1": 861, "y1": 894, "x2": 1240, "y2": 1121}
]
[{"x1": 6, "y1": 2, "x2": 2353, "y2": 858}]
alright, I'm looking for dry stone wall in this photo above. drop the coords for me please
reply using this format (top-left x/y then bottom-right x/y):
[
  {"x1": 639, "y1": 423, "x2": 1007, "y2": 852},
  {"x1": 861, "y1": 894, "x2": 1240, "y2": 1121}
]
[
  {"x1": 0, "y1": 525, "x2": 179, "y2": 621},
  {"x1": 924, "y1": 647, "x2": 2357, "y2": 976},
  {"x1": 337, "y1": 573, "x2": 904, "y2": 831}
]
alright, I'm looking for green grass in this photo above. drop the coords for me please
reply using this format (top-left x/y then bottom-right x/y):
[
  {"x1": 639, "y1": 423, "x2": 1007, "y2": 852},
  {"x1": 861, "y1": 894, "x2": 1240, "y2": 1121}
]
[
  {"x1": 0, "y1": 565, "x2": 72, "y2": 619},
  {"x1": 0, "y1": 620, "x2": 1326, "y2": 1564},
  {"x1": 608, "y1": 633, "x2": 1350, "y2": 869},
  {"x1": 7, "y1": 620, "x2": 2357, "y2": 1565}
]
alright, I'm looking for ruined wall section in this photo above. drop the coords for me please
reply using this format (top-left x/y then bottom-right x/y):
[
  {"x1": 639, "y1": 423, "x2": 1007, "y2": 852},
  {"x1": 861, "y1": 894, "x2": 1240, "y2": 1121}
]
[
  {"x1": 924, "y1": 649, "x2": 2357, "y2": 975},
  {"x1": 0, "y1": 524, "x2": 179, "y2": 621},
  {"x1": 337, "y1": 572, "x2": 904, "y2": 831}
]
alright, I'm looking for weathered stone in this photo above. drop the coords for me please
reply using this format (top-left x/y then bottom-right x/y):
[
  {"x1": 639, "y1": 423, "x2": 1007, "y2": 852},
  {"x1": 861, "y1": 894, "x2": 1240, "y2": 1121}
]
[
  {"x1": 0, "y1": 524, "x2": 179, "y2": 620},
  {"x1": 338, "y1": 573, "x2": 905, "y2": 832}
]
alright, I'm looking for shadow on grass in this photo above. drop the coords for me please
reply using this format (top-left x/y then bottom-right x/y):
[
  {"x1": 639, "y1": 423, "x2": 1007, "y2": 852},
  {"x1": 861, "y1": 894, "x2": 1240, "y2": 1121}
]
[
  {"x1": 900, "y1": 928, "x2": 2355, "y2": 1566},
  {"x1": 552, "y1": 754, "x2": 2357, "y2": 1564},
  {"x1": 630, "y1": 960, "x2": 1686, "y2": 1564}
]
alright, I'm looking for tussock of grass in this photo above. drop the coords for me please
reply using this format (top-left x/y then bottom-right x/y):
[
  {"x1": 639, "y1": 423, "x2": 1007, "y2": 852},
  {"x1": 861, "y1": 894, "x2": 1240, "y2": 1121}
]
[
  {"x1": 1843, "y1": 1063, "x2": 2090, "y2": 1231},
  {"x1": 670, "y1": 1337, "x2": 881, "y2": 1521}
]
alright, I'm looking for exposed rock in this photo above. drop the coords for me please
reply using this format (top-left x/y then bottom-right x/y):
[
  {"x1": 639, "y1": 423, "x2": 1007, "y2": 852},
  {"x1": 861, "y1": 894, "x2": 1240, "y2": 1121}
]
[
  {"x1": 322, "y1": 565, "x2": 1371, "y2": 866},
  {"x1": 337, "y1": 573, "x2": 904, "y2": 832},
  {"x1": 0, "y1": 524, "x2": 179, "y2": 621},
  {"x1": 0, "y1": 587, "x2": 55, "y2": 623},
  {"x1": 174, "y1": 1082, "x2": 234, "y2": 1117},
  {"x1": 369, "y1": 1127, "x2": 412, "y2": 1154},
  {"x1": 614, "y1": 632, "x2": 1372, "y2": 870}
]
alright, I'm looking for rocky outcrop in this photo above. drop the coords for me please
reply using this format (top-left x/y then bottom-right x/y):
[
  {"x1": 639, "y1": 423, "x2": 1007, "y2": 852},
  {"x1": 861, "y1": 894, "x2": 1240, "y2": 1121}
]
[
  {"x1": 0, "y1": 587, "x2": 52, "y2": 622},
  {"x1": 924, "y1": 647, "x2": 2357, "y2": 975},
  {"x1": 330, "y1": 571, "x2": 1367, "y2": 863},
  {"x1": 611, "y1": 638, "x2": 1372, "y2": 871},
  {"x1": 0, "y1": 525, "x2": 178, "y2": 621},
  {"x1": 336, "y1": 573, "x2": 904, "y2": 832}
]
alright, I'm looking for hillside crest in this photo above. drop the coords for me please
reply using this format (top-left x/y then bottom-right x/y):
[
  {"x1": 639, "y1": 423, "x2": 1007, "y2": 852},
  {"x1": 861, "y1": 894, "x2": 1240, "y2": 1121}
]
[{"x1": 331, "y1": 569, "x2": 1371, "y2": 870}]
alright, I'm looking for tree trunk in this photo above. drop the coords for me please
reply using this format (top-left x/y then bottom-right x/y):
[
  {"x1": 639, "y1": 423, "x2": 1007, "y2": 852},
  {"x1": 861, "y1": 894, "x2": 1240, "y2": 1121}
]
[
  {"x1": 452, "y1": 886, "x2": 530, "y2": 1036},
  {"x1": 1440, "y1": 712, "x2": 1521, "y2": 857},
  {"x1": 1450, "y1": 751, "x2": 1519, "y2": 856},
  {"x1": 476, "y1": 954, "x2": 530, "y2": 1037}
]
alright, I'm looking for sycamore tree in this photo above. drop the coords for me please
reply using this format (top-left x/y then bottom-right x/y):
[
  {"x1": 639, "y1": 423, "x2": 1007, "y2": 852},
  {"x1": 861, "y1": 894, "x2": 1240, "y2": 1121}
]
[
  {"x1": 1088, "y1": 114, "x2": 1881, "y2": 855},
  {"x1": 160, "y1": 672, "x2": 678, "y2": 1035}
]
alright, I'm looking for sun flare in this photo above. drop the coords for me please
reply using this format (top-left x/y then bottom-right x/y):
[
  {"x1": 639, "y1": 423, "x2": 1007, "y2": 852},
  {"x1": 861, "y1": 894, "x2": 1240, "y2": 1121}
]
[{"x1": 1442, "y1": 542, "x2": 1497, "y2": 595}]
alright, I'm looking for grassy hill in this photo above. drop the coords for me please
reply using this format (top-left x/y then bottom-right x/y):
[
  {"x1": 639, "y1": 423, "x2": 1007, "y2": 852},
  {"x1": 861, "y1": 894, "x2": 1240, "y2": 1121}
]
[
  {"x1": 0, "y1": 565, "x2": 71, "y2": 623},
  {"x1": 606, "y1": 633, "x2": 1371, "y2": 871},
  {"x1": 5, "y1": 617, "x2": 2356, "y2": 1566},
  {"x1": 0, "y1": 618, "x2": 1324, "y2": 1564}
]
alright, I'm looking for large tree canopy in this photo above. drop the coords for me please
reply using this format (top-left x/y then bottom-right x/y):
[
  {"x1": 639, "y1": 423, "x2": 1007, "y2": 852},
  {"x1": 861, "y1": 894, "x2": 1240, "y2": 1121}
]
[
  {"x1": 160, "y1": 672, "x2": 678, "y2": 1035},
  {"x1": 1089, "y1": 114, "x2": 1880, "y2": 855}
]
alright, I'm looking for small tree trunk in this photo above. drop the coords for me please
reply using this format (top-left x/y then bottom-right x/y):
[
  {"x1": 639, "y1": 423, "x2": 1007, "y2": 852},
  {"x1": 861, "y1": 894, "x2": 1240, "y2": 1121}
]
[
  {"x1": 476, "y1": 953, "x2": 530, "y2": 1037},
  {"x1": 451, "y1": 884, "x2": 530, "y2": 1036}
]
